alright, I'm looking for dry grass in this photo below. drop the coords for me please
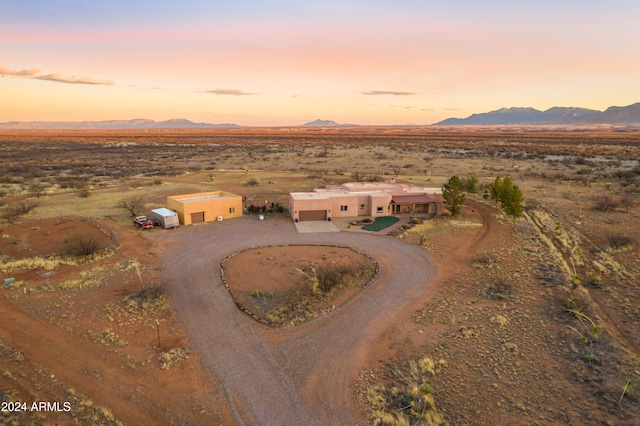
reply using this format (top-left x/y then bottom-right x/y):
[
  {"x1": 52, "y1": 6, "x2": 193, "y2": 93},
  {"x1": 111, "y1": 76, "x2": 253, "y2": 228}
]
[
  {"x1": 365, "y1": 356, "x2": 447, "y2": 426},
  {"x1": 0, "y1": 249, "x2": 113, "y2": 274}
]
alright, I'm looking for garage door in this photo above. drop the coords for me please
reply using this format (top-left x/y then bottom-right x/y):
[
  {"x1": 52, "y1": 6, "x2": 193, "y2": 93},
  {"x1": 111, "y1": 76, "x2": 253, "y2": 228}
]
[
  {"x1": 299, "y1": 210, "x2": 327, "y2": 221},
  {"x1": 190, "y1": 211, "x2": 205, "y2": 223}
]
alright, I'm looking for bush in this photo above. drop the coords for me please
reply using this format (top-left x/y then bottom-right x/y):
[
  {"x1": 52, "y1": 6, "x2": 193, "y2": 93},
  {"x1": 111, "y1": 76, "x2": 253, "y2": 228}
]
[
  {"x1": 315, "y1": 263, "x2": 354, "y2": 293},
  {"x1": 1, "y1": 208, "x2": 22, "y2": 225},
  {"x1": 486, "y1": 276, "x2": 512, "y2": 300},
  {"x1": 65, "y1": 233, "x2": 103, "y2": 256},
  {"x1": 0, "y1": 200, "x2": 40, "y2": 224},
  {"x1": 607, "y1": 234, "x2": 632, "y2": 250},
  {"x1": 12, "y1": 200, "x2": 40, "y2": 215},
  {"x1": 124, "y1": 285, "x2": 167, "y2": 311},
  {"x1": 592, "y1": 195, "x2": 619, "y2": 212}
]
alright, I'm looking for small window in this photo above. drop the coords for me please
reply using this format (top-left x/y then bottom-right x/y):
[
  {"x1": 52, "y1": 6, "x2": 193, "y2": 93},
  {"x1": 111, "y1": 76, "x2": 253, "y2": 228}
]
[
  {"x1": 340, "y1": 205, "x2": 348, "y2": 211},
  {"x1": 229, "y1": 207, "x2": 235, "y2": 214},
  {"x1": 360, "y1": 204, "x2": 365, "y2": 210},
  {"x1": 376, "y1": 206, "x2": 383, "y2": 213}
]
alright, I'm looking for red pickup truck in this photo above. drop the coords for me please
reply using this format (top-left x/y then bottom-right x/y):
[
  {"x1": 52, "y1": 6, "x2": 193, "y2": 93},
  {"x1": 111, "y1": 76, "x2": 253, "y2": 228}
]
[{"x1": 133, "y1": 215, "x2": 154, "y2": 229}]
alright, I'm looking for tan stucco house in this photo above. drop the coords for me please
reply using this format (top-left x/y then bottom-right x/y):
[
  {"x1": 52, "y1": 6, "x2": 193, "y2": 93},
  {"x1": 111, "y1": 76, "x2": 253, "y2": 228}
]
[
  {"x1": 289, "y1": 181, "x2": 442, "y2": 222},
  {"x1": 167, "y1": 191, "x2": 242, "y2": 225}
]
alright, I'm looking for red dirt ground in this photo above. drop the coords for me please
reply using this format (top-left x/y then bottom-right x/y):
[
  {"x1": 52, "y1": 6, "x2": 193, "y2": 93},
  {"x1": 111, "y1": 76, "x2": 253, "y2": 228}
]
[
  {"x1": 223, "y1": 245, "x2": 376, "y2": 325},
  {"x1": 0, "y1": 218, "x2": 235, "y2": 425}
]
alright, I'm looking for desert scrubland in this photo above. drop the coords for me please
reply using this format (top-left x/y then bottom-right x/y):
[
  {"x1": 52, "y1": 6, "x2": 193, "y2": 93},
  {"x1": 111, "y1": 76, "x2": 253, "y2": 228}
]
[{"x1": 1, "y1": 127, "x2": 639, "y2": 425}]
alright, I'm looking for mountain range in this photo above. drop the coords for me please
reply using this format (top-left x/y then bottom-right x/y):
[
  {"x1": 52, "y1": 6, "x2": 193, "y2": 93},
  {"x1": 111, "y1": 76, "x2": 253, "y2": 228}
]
[
  {"x1": 0, "y1": 118, "x2": 237, "y2": 130},
  {"x1": 435, "y1": 102, "x2": 640, "y2": 126},
  {"x1": 2, "y1": 102, "x2": 639, "y2": 129}
]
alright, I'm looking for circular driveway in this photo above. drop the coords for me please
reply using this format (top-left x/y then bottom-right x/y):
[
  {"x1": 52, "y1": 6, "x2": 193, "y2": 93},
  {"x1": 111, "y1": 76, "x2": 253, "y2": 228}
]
[{"x1": 151, "y1": 215, "x2": 435, "y2": 425}]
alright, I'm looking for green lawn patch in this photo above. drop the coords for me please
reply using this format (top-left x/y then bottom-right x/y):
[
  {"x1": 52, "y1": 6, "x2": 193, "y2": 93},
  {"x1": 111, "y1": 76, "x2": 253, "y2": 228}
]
[{"x1": 362, "y1": 216, "x2": 400, "y2": 232}]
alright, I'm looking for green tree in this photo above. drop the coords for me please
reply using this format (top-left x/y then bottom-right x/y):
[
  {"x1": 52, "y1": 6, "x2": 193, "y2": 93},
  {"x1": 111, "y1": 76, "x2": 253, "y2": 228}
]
[
  {"x1": 489, "y1": 176, "x2": 524, "y2": 219},
  {"x1": 489, "y1": 176, "x2": 503, "y2": 204},
  {"x1": 442, "y1": 175, "x2": 466, "y2": 216},
  {"x1": 500, "y1": 177, "x2": 525, "y2": 219},
  {"x1": 466, "y1": 171, "x2": 479, "y2": 194}
]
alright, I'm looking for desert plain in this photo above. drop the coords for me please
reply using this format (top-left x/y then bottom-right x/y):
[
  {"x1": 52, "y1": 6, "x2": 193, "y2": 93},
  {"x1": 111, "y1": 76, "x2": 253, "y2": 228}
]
[{"x1": 0, "y1": 126, "x2": 639, "y2": 425}]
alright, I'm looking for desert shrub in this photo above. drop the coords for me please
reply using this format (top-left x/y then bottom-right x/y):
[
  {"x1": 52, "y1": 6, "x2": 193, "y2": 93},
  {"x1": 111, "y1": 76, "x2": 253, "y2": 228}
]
[
  {"x1": 158, "y1": 347, "x2": 190, "y2": 370},
  {"x1": 0, "y1": 207, "x2": 22, "y2": 225},
  {"x1": 566, "y1": 286, "x2": 591, "y2": 315},
  {"x1": 64, "y1": 233, "x2": 103, "y2": 256},
  {"x1": 366, "y1": 357, "x2": 446, "y2": 426},
  {"x1": 315, "y1": 263, "x2": 355, "y2": 293},
  {"x1": 245, "y1": 177, "x2": 260, "y2": 186},
  {"x1": 473, "y1": 253, "x2": 495, "y2": 268},
  {"x1": 27, "y1": 181, "x2": 47, "y2": 198},
  {"x1": 56, "y1": 175, "x2": 87, "y2": 189},
  {"x1": 351, "y1": 171, "x2": 365, "y2": 182},
  {"x1": 486, "y1": 276, "x2": 512, "y2": 300},
  {"x1": 366, "y1": 174, "x2": 385, "y2": 182},
  {"x1": 574, "y1": 156, "x2": 587, "y2": 165},
  {"x1": 592, "y1": 195, "x2": 619, "y2": 212},
  {"x1": 76, "y1": 187, "x2": 91, "y2": 198},
  {"x1": 0, "y1": 200, "x2": 40, "y2": 224},
  {"x1": 606, "y1": 234, "x2": 632, "y2": 250},
  {"x1": 124, "y1": 285, "x2": 168, "y2": 311},
  {"x1": 12, "y1": 200, "x2": 40, "y2": 215},
  {"x1": 619, "y1": 195, "x2": 635, "y2": 212}
]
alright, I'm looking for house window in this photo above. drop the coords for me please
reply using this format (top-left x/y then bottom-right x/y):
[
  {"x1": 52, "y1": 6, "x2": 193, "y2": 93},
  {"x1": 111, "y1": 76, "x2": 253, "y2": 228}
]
[
  {"x1": 229, "y1": 207, "x2": 235, "y2": 214},
  {"x1": 376, "y1": 206, "x2": 384, "y2": 213},
  {"x1": 340, "y1": 205, "x2": 348, "y2": 211},
  {"x1": 360, "y1": 204, "x2": 365, "y2": 210}
]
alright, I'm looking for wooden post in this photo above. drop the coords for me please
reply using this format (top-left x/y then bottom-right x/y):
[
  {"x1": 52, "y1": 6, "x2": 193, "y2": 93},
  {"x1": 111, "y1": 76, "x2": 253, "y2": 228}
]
[{"x1": 155, "y1": 319, "x2": 161, "y2": 349}]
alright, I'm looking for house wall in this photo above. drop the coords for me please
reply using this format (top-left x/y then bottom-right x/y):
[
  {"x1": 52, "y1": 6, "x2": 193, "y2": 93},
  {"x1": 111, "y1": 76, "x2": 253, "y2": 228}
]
[
  {"x1": 168, "y1": 191, "x2": 242, "y2": 226},
  {"x1": 329, "y1": 196, "x2": 359, "y2": 218},
  {"x1": 290, "y1": 192, "x2": 394, "y2": 221},
  {"x1": 369, "y1": 194, "x2": 392, "y2": 216}
]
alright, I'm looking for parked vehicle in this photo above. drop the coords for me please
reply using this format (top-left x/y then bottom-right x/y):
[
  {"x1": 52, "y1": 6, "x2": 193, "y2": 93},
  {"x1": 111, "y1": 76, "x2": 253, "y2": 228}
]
[
  {"x1": 133, "y1": 215, "x2": 154, "y2": 229},
  {"x1": 149, "y1": 208, "x2": 179, "y2": 229}
]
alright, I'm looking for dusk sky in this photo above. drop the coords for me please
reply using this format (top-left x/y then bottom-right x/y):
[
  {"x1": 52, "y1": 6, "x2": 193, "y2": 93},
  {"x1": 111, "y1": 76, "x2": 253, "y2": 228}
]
[{"x1": 1, "y1": 1, "x2": 639, "y2": 126}]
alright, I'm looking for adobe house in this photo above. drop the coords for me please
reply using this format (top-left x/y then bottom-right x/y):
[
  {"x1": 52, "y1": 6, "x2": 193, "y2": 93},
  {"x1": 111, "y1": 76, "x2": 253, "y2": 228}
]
[
  {"x1": 167, "y1": 191, "x2": 242, "y2": 225},
  {"x1": 289, "y1": 181, "x2": 442, "y2": 222}
]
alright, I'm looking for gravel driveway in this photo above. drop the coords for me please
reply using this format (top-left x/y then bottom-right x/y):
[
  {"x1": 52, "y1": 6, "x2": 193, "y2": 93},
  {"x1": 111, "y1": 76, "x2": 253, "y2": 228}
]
[{"x1": 151, "y1": 215, "x2": 435, "y2": 425}]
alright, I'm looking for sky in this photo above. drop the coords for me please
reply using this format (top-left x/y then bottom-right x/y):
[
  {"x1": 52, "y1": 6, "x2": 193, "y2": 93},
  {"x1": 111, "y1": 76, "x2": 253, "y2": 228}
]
[{"x1": 1, "y1": 0, "x2": 639, "y2": 126}]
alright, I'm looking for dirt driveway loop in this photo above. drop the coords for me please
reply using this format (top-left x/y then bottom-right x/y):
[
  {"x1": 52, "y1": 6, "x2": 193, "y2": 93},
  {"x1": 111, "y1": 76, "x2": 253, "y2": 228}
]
[{"x1": 150, "y1": 215, "x2": 435, "y2": 425}]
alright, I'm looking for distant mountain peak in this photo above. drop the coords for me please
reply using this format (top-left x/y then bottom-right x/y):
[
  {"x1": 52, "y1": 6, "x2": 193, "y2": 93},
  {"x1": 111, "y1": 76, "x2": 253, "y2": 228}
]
[
  {"x1": 301, "y1": 119, "x2": 357, "y2": 127},
  {"x1": 434, "y1": 102, "x2": 640, "y2": 126},
  {"x1": 302, "y1": 119, "x2": 340, "y2": 127}
]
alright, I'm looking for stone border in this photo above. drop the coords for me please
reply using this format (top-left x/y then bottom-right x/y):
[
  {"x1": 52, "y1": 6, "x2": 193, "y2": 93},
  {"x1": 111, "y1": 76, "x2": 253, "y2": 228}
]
[{"x1": 219, "y1": 244, "x2": 380, "y2": 327}]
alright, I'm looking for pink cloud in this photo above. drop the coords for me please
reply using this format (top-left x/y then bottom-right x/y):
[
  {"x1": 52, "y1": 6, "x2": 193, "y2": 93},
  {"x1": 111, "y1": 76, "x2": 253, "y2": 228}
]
[
  {"x1": 33, "y1": 73, "x2": 114, "y2": 85},
  {"x1": 0, "y1": 65, "x2": 40, "y2": 77}
]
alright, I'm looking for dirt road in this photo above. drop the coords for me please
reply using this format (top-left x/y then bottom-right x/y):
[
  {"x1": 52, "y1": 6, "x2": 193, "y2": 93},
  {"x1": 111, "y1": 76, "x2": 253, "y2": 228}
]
[{"x1": 151, "y1": 215, "x2": 437, "y2": 425}]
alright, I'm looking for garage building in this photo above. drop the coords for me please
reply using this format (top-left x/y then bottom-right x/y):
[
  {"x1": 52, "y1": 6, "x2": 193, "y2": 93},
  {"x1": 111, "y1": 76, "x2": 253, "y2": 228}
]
[{"x1": 167, "y1": 191, "x2": 242, "y2": 226}]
